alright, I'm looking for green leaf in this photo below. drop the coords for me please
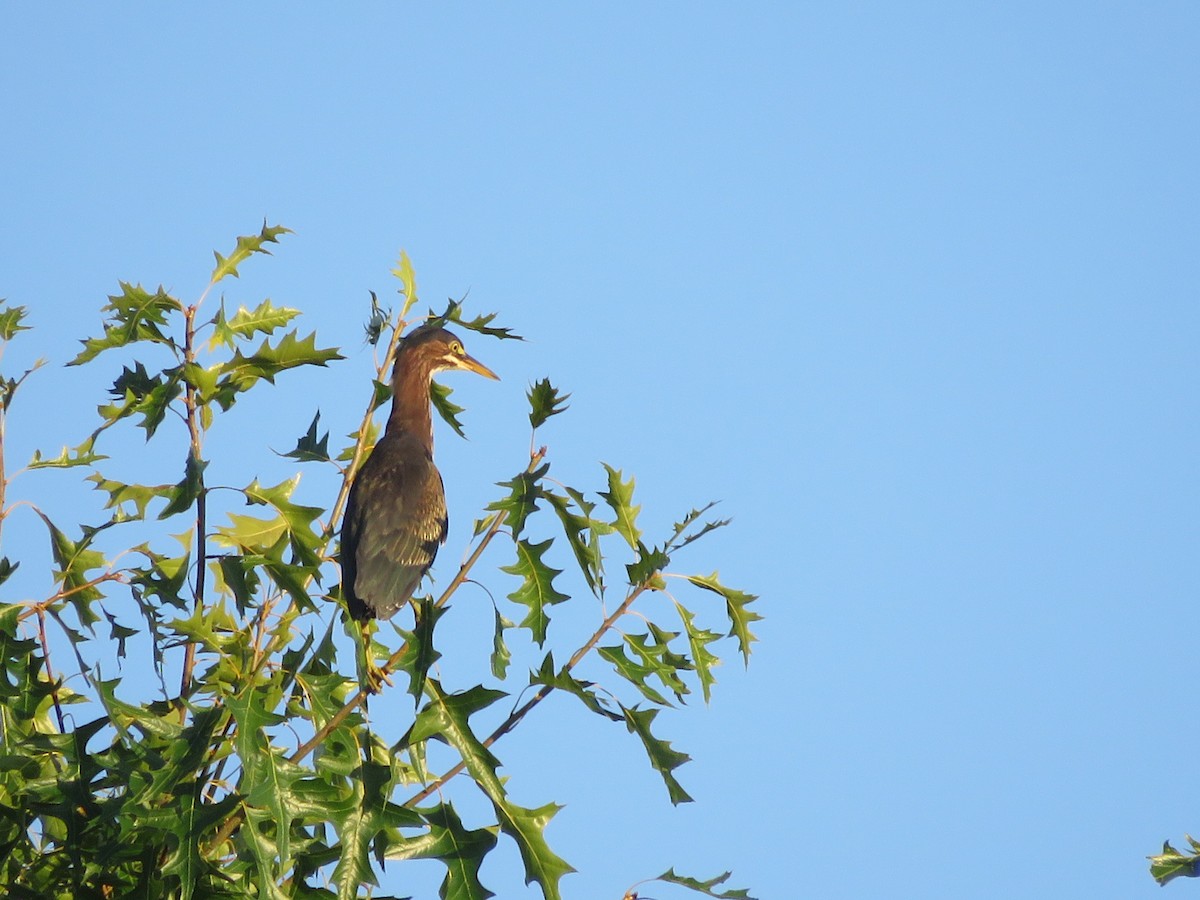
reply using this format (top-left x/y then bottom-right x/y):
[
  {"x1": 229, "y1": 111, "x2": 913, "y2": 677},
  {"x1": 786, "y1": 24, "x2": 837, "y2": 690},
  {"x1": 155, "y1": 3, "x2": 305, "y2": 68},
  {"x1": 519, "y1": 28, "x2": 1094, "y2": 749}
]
[
  {"x1": 243, "y1": 475, "x2": 325, "y2": 565},
  {"x1": 428, "y1": 298, "x2": 523, "y2": 342},
  {"x1": 686, "y1": 572, "x2": 761, "y2": 666},
  {"x1": 674, "y1": 600, "x2": 721, "y2": 704},
  {"x1": 598, "y1": 643, "x2": 672, "y2": 707},
  {"x1": 496, "y1": 801, "x2": 575, "y2": 900},
  {"x1": 527, "y1": 378, "x2": 569, "y2": 430},
  {"x1": 601, "y1": 628, "x2": 691, "y2": 706},
  {"x1": 35, "y1": 512, "x2": 107, "y2": 626},
  {"x1": 543, "y1": 487, "x2": 611, "y2": 596},
  {"x1": 282, "y1": 410, "x2": 331, "y2": 463},
  {"x1": 491, "y1": 607, "x2": 514, "y2": 680},
  {"x1": 70, "y1": 282, "x2": 180, "y2": 364},
  {"x1": 430, "y1": 380, "x2": 467, "y2": 438},
  {"x1": 407, "y1": 598, "x2": 445, "y2": 701},
  {"x1": 364, "y1": 290, "x2": 388, "y2": 346},
  {"x1": 488, "y1": 463, "x2": 547, "y2": 540},
  {"x1": 666, "y1": 502, "x2": 731, "y2": 554},
  {"x1": 158, "y1": 449, "x2": 207, "y2": 519},
  {"x1": 392, "y1": 249, "x2": 419, "y2": 317},
  {"x1": 501, "y1": 538, "x2": 569, "y2": 646},
  {"x1": 530, "y1": 653, "x2": 621, "y2": 721},
  {"x1": 0, "y1": 557, "x2": 17, "y2": 588},
  {"x1": 621, "y1": 705, "x2": 693, "y2": 805},
  {"x1": 654, "y1": 867, "x2": 756, "y2": 899},
  {"x1": 29, "y1": 435, "x2": 108, "y2": 470},
  {"x1": 1150, "y1": 839, "x2": 1200, "y2": 886},
  {"x1": 100, "y1": 361, "x2": 184, "y2": 437},
  {"x1": 218, "y1": 329, "x2": 344, "y2": 395},
  {"x1": 210, "y1": 221, "x2": 292, "y2": 284},
  {"x1": 626, "y1": 540, "x2": 670, "y2": 588},
  {"x1": 390, "y1": 802, "x2": 498, "y2": 900},
  {"x1": 409, "y1": 681, "x2": 507, "y2": 800},
  {"x1": 208, "y1": 297, "x2": 301, "y2": 350},
  {"x1": 600, "y1": 463, "x2": 641, "y2": 549},
  {"x1": 0, "y1": 303, "x2": 30, "y2": 340}
]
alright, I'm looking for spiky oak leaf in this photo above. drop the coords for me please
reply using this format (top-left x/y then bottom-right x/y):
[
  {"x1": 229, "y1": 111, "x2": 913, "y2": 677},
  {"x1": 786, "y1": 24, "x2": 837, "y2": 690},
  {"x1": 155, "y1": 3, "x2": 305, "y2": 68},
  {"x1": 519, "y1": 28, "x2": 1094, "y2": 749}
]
[
  {"x1": 282, "y1": 410, "x2": 331, "y2": 462},
  {"x1": 626, "y1": 541, "x2": 670, "y2": 588},
  {"x1": 70, "y1": 282, "x2": 180, "y2": 364},
  {"x1": 495, "y1": 800, "x2": 575, "y2": 900},
  {"x1": 0, "y1": 303, "x2": 30, "y2": 339},
  {"x1": 158, "y1": 450, "x2": 207, "y2": 519},
  {"x1": 243, "y1": 475, "x2": 324, "y2": 563},
  {"x1": 502, "y1": 538, "x2": 570, "y2": 646},
  {"x1": 0, "y1": 558, "x2": 17, "y2": 588},
  {"x1": 542, "y1": 489, "x2": 607, "y2": 596},
  {"x1": 654, "y1": 867, "x2": 756, "y2": 899},
  {"x1": 600, "y1": 463, "x2": 642, "y2": 549},
  {"x1": 530, "y1": 652, "x2": 621, "y2": 722},
  {"x1": 428, "y1": 298, "x2": 523, "y2": 341},
  {"x1": 487, "y1": 462, "x2": 548, "y2": 540},
  {"x1": 218, "y1": 330, "x2": 343, "y2": 394},
  {"x1": 392, "y1": 249, "x2": 419, "y2": 317},
  {"x1": 621, "y1": 705, "x2": 693, "y2": 805},
  {"x1": 666, "y1": 502, "x2": 732, "y2": 554},
  {"x1": 674, "y1": 600, "x2": 721, "y2": 703},
  {"x1": 409, "y1": 681, "x2": 507, "y2": 798},
  {"x1": 389, "y1": 802, "x2": 498, "y2": 900},
  {"x1": 686, "y1": 572, "x2": 761, "y2": 665},
  {"x1": 35, "y1": 511, "x2": 106, "y2": 625},
  {"x1": 527, "y1": 378, "x2": 569, "y2": 430},
  {"x1": 1150, "y1": 839, "x2": 1200, "y2": 886},
  {"x1": 431, "y1": 380, "x2": 467, "y2": 437},
  {"x1": 29, "y1": 435, "x2": 108, "y2": 470},
  {"x1": 210, "y1": 222, "x2": 292, "y2": 284},
  {"x1": 597, "y1": 643, "x2": 672, "y2": 707},
  {"x1": 209, "y1": 297, "x2": 301, "y2": 350},
  {"x1": 492, "y1": 606, "x2": 515, "y2": 679}
]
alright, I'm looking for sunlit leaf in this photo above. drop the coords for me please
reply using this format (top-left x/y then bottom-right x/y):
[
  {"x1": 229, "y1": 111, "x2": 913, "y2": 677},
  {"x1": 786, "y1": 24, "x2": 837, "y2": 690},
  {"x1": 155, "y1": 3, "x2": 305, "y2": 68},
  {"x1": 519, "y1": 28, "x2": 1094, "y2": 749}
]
[
  {"x1": 488, "y1": 463, "x2": 547, "y2": 540},
  {"x1": 621, "y1": 705, "x2": 693, "y2": 805},
  {"x1": 70, "y1": 282, "x2": 180, "y2": 364},
  {"x1": 210, "y1": 221, "x2": 292, "y2": 284},
  {"x1": 528, "y1": 378, "x2": 569, "y2": 431},
  {"x1": 209, "y1": 297, "x2": 301, "y2": 350},
  {"x1": 600, "y1": 463, "x2": 641, "y2": 549},
  {"x1": 502, "y1": 538, "x2": 569, "y2": 646},
  {"x1": 654, "y1": 867, "x2": 756, "y2": 899},
  {"x1": 686, "y1": 572, "x2": 761, "y2": 665},
  {"x1": 0, "y1": 303, "x2": 30, "y2": 340},
  {"x1": 282, "y1": 410, "x2": 331, "y2": 463},
  {"x1": 430, "y1": 380, "x2": 467, "y2": 437}
]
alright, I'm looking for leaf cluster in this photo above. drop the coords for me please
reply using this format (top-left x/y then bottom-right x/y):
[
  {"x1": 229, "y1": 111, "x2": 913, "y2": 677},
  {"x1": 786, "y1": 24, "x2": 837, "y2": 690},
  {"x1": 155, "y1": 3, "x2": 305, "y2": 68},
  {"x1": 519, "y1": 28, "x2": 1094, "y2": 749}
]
[{"x1": 0, "y1": 233, "x2": 758, "y2": 899}]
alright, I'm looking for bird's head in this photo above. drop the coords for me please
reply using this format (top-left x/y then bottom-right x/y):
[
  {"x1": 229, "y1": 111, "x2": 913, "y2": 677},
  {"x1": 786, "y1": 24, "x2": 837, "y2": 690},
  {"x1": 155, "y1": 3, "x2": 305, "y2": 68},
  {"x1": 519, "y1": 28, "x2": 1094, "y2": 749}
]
[{"x1": 396, "y1": 325, "x2": 499, "y2": 382}]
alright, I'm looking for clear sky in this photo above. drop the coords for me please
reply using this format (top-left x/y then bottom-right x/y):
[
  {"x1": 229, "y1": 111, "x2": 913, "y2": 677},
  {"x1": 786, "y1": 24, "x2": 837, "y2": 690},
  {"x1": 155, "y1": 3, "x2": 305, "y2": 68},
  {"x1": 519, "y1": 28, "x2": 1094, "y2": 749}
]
[{"x1": 2, "y1": 4, "x2": 1198, "y2": 898}]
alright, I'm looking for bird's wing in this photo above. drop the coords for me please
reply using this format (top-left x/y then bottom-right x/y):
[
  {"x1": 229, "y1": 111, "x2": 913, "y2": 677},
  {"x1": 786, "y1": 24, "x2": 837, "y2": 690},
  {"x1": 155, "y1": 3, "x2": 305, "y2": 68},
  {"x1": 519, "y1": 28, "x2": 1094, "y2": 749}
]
[{"x1": 341, "y1": 432, "x2": 448, "y2": 620}]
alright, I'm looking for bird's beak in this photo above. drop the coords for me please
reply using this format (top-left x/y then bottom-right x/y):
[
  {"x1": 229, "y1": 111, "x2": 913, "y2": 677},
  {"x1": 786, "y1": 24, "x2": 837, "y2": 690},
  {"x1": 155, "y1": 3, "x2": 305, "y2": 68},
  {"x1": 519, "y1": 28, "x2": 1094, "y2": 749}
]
[{"x1": 459, "y1": 353, "x2": 500, "y2": 381}]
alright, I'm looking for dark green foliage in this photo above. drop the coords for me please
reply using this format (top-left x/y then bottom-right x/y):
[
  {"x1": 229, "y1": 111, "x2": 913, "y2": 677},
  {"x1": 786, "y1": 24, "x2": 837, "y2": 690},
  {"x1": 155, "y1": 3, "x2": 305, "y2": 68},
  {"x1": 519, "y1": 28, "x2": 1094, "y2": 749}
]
[{"x1": 0, "y1": 229, "x2": 758, "y2": 900}]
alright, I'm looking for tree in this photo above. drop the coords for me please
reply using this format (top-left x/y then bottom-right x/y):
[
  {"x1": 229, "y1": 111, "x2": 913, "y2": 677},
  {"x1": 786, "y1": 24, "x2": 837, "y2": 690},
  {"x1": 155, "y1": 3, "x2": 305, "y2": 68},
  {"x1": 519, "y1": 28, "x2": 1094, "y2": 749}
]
[{"x1": 0, "y1": 225, "x2": 758, "y2": 899}]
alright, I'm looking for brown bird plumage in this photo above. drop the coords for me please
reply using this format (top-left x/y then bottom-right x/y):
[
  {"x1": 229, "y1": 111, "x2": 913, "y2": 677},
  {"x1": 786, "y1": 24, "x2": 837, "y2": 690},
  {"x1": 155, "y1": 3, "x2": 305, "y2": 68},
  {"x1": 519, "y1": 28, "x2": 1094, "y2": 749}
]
[{"x1": 340, "y1": 325, "x2": 498, "y2": 621}]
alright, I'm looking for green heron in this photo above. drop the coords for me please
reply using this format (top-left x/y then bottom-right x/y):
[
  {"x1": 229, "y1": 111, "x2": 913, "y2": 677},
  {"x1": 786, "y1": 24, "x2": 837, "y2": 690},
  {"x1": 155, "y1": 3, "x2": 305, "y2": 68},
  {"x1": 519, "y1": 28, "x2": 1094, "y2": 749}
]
[{"x1": 341, "y1": 325, "x2": 498, "y2": 621}]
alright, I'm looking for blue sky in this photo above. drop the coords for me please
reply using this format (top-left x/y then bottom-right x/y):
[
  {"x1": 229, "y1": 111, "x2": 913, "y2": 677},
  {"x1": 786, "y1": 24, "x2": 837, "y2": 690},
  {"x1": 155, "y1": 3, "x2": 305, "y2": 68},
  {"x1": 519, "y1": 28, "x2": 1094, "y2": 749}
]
[{"x1": 3, "y1": 4, "x2": 1198, "y2": 898}]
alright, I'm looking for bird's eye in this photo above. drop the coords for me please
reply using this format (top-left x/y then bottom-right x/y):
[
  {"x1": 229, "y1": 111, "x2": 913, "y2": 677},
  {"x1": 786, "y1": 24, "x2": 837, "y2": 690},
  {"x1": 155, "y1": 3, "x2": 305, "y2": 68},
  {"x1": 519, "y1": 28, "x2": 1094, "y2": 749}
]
[{"x1": 449, "y1": 341, "x2": 464, "y2": 355}]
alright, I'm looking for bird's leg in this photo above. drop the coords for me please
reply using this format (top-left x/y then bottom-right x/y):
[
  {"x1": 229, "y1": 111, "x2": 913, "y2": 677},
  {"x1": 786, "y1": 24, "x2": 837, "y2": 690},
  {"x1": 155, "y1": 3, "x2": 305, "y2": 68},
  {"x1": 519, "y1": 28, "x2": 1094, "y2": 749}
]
[{"x1": 355, "y1": 618, "x2": 392, "y2": 694}]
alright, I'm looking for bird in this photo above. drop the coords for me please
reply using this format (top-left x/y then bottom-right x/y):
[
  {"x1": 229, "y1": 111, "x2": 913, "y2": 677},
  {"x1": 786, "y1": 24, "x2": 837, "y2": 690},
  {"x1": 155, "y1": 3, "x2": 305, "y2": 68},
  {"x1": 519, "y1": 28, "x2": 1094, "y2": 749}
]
[{"x1": 340, "y1": 324, "x2": 498, "y2": 622}]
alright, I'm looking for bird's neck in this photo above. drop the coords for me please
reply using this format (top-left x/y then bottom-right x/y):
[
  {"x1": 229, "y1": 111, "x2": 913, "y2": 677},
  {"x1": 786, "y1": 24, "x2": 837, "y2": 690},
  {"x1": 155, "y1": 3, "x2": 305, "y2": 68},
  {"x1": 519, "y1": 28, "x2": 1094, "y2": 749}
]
[{"x1": 386, "y1": 362, "x2": 435, "y2": 450}]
